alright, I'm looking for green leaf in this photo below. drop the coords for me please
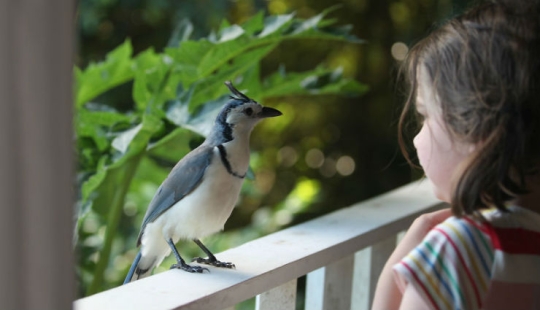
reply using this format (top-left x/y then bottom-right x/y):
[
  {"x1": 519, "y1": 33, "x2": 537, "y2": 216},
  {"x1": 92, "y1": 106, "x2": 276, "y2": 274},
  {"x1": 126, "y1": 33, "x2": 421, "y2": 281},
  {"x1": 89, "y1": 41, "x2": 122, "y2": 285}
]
[
  {"x1": 165, "y1": 40, "x2": 214, "y2": 82},
  {"x1": 133, "y1": 72, "x2": 151, "y2": 112},
  {"x1": 132, "y1": 50, "x2": 175, "y2": 114},
  {"x1": 241, "y1": 11, "x2": 265, "y2": 35},
  {"x1": 164, "y1": 10, "x2": 363, "y2": 92},
  {"x1": 236, "y1": 64, "x2": 262, "y2": 99},
  {"x1": 133, "y1": 47, "x2": 161, "y2": 71},
  {"x1": 77, "y1": 110, "x2": 132, "y2": 127},
  {"x1": 81, "y1": 114, "x2": 162, "y2": 218},
  {"x1": 147, "y1": 127, "x2": 196, "y2": 163},
  {"x1": 218, "y1": 19, "x2": 232, "y2": 32},
  {"x1": 258, "y1": 13, "x2": 295, "y2": 38},
  {"x1": 75, "y1": 40, "x2": 135, "y2": 107},
  {"x1": 218, "y1": 24, "x2": 245, "y2": 42},
  {"x1": 76, "y1": 110, "x2": 132, "y2": 152},
  {"x1": 81, "y1": 156, "x2": 109, "y2": 209},
  {"x1": 194, "y1": 33, "x2": 252, "y2": 78},
  {"x1": 166, "y1": 85, "x2": 228, "y2": 137},
  {"x1": 112, "y1": 123, "x2": 143, "y2": 154},
  {"x1": 289, "y1": 12, "x2": 325, "y2": 35},
  {"x1": 192, "y1": 14, "x2": 294, "y2": 79},
  {"x1": 111, "y1": 114, "x2": 163, "y2": 156},
  {"x1": 89, "y1": 155, "x2": 142, "y2": 217},
  {"x1": 189, "y1": 42, "x2": 278, "y2": 110},
  {"x1": 167, "y1": 19, "x2": 194, "y2": 47}
]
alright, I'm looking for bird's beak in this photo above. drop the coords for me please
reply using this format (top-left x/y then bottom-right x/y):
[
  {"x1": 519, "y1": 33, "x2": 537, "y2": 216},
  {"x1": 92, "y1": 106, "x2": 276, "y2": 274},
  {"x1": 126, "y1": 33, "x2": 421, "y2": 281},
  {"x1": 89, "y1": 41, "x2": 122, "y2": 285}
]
[{"x1": 258, "y1": 107, "x2": 282, "y2": 118}]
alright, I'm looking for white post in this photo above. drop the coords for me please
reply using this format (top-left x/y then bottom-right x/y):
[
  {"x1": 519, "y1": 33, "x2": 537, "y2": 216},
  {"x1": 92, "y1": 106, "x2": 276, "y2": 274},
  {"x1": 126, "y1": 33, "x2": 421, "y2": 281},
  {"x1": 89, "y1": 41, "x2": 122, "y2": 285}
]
[
  {"x1": 256, "y1": 279, "x2": 297, "y2": 310},
  {"x1": 350, "y1": 237, "x2": 397, "y2": 310},
  {"x1": 305, "y1": 254, "x2": 355, "y2": 310},
  {"x1": 368, "y1": 236, "x2": 396, "y2": 308},
  {"x1": 0, "y1": 0, "x2": 74, "y2": 309},
  {"x1": 305, "y1": 266, "x2": 325, "y2": 309},
  {"x1": 351, "y1": 248, "x2": 370, "y2": 310}
]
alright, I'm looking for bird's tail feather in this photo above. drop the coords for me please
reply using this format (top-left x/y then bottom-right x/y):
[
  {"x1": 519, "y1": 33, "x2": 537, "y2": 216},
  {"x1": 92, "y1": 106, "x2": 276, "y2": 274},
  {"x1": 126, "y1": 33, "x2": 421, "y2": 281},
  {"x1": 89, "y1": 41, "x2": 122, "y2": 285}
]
[
  {"x1": 123, "y1": 251, "x2": 142, "y2": 284},
  {"x1": 123, "y1": 251, "x2": 162, "y2": 284}
]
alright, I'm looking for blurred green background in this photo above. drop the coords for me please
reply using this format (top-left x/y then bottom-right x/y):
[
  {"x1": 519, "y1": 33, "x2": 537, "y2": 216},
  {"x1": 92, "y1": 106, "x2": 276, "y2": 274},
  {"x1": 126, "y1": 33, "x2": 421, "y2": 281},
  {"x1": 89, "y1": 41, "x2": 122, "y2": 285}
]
[{"x1": 76, "y1": 0, "x2": 471, "y2": 301}]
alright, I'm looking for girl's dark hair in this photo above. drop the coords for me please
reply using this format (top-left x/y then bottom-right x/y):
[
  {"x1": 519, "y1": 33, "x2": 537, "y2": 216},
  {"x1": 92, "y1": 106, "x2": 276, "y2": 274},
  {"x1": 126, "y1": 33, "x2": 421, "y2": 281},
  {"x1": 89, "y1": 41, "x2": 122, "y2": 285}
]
[{"x1": 398, "y1": 1, "x2": 540, "y2": 216}]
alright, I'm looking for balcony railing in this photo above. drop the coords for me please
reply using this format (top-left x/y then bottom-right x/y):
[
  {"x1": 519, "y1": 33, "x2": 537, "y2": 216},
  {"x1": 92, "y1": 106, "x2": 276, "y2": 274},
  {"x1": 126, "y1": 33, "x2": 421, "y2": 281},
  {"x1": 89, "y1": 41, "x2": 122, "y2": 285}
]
[{"x1": 75, "y1": 180, "x2": 445, "y2": 310}]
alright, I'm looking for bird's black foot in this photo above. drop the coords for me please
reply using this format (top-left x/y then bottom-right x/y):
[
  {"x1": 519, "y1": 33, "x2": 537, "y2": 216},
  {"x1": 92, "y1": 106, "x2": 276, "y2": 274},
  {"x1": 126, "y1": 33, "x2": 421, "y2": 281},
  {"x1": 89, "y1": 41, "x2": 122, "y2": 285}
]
[
  {"x1": 170, "y1": 263, "x2": 209, "y2": 273},
  {"x1": 192, "y1": 257, "x2": 236, "y2": 269}
]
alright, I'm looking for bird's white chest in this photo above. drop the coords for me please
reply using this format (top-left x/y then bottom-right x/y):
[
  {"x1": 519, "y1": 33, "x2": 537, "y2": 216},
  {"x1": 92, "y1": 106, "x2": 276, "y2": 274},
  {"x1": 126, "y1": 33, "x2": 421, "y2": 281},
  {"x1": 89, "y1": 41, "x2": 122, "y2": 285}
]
[{"x1": 157, "y1": 143, "x2": 249, "y2": 241}]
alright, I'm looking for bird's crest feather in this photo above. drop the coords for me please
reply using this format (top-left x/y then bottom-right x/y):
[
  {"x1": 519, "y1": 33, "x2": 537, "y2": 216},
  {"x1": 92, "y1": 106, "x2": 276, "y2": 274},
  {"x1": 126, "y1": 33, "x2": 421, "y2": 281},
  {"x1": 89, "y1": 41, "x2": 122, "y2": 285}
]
[{"x1": 225, "y1": 81, "x2": 250, "y2": 102}]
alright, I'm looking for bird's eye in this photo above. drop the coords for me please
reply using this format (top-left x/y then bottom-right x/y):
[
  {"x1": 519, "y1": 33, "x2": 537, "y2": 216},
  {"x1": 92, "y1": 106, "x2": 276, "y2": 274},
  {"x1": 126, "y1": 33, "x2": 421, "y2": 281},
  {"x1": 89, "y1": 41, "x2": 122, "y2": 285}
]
[{"x1": 244, "y1": 108, "x2": 253, "y2": 116}]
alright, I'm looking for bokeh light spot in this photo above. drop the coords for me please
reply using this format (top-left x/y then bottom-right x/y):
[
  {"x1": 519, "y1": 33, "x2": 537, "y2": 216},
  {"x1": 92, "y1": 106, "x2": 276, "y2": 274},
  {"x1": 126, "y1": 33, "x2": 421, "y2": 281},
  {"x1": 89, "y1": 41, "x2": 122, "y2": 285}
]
[
  {"x1": 320, "y1": 158, "x2": 336, "y2": 177},
  {"x1": 278, "y1": 146, "x2": 298, "y2": 167},
  {"x1": 336, "y1": 156, "x2": 356, "y2": 176},
  {"x1": 389, "y1": 2, "x2": 410, "y2": 25},
  {"x1": 123, "y1": 201, "x2": 138, "y2": 216},
  {"x1": 305, "y1": 148, "x2": 324, "y2": 168},
  {"x1": 295, "y1": 178, "x2": 320, "y2": 204},
  {"x1": 255, "y1": 169, "x2": 276, "y2": 194},
  {"x1": 268, "y1": 0, "x2": 289, "y2": 14},
  {"x1": 391, "y1": 42, "x2": 408, "y2": 61},
  {"x1": 275, "y1": 209, "x2": 293, "y2": 226}
]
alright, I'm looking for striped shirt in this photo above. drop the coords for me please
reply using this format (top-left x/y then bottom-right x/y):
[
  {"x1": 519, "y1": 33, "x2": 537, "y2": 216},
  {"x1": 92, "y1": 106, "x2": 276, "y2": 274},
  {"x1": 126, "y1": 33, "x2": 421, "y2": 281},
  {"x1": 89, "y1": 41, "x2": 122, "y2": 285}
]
[{"x1": 393, "y1": 206, "x2": 540, "y2": 310}]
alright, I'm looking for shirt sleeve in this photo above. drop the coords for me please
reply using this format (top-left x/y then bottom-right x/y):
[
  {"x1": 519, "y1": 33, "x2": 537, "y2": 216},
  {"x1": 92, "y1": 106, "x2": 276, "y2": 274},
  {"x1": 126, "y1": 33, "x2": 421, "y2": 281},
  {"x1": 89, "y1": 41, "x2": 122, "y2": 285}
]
[{"x1": 393, "y1": 216, "x2": 493, "y2": 310}]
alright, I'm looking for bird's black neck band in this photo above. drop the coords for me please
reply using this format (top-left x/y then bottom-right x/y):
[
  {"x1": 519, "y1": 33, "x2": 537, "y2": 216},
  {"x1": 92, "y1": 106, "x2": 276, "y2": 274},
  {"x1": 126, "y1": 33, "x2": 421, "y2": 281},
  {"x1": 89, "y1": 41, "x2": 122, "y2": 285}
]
[
  {"x1": 217, "y1": 145, "x2": 245, "y2": 179},
  {"x1": 221, "y1": 123, "x2": 233, "y2": 143}
]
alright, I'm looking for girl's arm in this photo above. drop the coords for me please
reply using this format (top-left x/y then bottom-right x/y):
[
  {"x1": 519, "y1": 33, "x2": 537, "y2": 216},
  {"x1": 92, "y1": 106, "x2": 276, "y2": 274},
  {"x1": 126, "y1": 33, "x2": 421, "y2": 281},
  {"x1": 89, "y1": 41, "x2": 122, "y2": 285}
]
[
  {"x1": 371, "y1": 208, "x2": 452, "y2": 310},
  {"x1": 399, "y1": 284, "x2": 431, "y2": 310}
]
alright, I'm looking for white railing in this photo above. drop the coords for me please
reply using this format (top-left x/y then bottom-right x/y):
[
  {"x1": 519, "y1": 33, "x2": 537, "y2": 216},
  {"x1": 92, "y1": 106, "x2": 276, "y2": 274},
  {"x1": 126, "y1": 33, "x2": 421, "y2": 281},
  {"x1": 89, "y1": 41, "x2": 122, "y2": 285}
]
[{"x1": 75, "y1": 180, "x2": 445, "y2": 310}]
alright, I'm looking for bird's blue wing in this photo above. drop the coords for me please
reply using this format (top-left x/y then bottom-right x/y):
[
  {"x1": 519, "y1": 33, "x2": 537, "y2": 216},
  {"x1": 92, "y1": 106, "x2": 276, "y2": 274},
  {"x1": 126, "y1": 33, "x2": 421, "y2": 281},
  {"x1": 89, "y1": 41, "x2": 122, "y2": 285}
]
[{"x1": 136, "y1": 145, "x2": 214, "y2": 246}]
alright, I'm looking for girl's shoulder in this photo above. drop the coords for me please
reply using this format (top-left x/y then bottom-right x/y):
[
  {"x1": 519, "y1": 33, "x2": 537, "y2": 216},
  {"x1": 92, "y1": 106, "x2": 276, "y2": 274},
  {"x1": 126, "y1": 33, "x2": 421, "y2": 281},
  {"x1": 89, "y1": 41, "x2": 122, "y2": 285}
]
[
  {"x1": 481, "y1": 205, "x2": 540, "y2": 231},
  {"x1": 434, "y1": 205, "x2": 540, "y2": 242},
  {"x1": 474, "y1": 206, "x2": 540, "y2": 267},
  {"x1": 426, "y1": 213, "x2": 491, "y2": 248},
  {"x1": 471, "y1": 206, "x2": 540, "y2": 309}
]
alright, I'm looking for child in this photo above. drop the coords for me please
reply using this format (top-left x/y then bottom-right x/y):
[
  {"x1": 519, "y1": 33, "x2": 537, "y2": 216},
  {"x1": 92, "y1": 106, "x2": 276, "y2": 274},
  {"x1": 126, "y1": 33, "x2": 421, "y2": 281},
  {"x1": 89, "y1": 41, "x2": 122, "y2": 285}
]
[{"x1": 372, "y1": 1, "x2": 540, "y2": 309}]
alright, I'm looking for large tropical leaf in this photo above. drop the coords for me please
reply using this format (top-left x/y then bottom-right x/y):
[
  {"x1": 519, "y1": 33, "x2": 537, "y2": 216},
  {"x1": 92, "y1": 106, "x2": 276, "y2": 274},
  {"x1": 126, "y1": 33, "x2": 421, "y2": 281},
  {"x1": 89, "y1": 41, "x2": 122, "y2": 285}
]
[{"x1": 75, "y1": 40, "x2": 135, "y2": 108}]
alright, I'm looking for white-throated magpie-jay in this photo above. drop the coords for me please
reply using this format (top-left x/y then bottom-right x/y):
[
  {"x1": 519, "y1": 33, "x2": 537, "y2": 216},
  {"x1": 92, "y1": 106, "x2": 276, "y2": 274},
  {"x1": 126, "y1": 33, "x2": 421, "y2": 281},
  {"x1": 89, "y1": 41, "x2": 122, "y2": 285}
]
[{"x1": 124, "y1": 81, "x2": 282, "y2": 283}]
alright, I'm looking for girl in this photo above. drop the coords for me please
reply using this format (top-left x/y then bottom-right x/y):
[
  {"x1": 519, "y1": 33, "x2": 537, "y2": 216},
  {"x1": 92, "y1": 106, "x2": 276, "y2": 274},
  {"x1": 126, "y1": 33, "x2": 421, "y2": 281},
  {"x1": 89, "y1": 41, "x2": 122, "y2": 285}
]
[{"x1": 372, "y1": 1, "x2": 540, "y2": 309}]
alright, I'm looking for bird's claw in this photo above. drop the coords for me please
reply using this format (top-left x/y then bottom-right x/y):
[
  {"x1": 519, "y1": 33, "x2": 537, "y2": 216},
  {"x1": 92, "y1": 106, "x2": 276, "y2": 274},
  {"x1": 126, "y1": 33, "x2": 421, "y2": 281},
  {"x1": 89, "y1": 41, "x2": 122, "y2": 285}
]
[
  {"x1": 192, "y1": 257, "x2": 236, "y2": 269},
  {"x1": 170, "y1": 263, "x2": 209, "y2": 273}
]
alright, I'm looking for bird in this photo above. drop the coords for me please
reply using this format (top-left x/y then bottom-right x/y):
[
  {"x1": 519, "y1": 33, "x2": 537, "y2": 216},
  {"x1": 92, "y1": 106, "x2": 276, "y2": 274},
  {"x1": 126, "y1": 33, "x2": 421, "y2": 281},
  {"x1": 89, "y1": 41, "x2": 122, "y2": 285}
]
[{"x1": 123, "y1": 81, "x2": 282, "y2": 284}]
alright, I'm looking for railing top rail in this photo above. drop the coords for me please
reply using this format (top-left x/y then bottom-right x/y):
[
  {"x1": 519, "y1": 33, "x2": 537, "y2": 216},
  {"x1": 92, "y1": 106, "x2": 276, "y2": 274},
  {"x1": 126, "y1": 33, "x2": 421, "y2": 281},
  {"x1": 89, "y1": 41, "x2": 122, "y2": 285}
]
[{"x1": 75, "y1": 180, "x2": 444, "y2": 310}]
